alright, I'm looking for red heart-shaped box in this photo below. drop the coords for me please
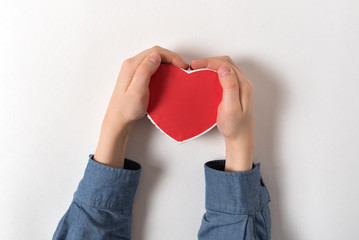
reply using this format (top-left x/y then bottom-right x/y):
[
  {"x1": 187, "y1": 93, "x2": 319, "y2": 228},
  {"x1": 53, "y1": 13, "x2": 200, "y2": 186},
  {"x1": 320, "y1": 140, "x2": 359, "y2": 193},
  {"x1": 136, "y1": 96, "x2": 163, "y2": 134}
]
[{"x1": 147, "y1": 64, "x2": 222, "y2": 142}]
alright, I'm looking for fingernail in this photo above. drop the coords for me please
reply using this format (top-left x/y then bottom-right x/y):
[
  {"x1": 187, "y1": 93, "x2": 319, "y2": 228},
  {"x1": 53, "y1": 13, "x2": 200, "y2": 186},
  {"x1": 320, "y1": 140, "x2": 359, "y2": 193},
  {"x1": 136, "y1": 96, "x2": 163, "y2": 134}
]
[
  {"x1": 218, "y1": 65, "x2": 231, "y2": 76},
  {"x1": 149, "y1": 53, "x2": 160, "y2": 65}
]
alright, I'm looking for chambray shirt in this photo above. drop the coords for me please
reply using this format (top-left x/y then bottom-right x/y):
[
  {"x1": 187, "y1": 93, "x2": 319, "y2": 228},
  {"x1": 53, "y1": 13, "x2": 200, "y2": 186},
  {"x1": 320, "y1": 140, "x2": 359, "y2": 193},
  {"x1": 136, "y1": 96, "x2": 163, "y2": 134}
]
[{"x1": 53, "y1": 154, "x2": 271, "y2": 239}]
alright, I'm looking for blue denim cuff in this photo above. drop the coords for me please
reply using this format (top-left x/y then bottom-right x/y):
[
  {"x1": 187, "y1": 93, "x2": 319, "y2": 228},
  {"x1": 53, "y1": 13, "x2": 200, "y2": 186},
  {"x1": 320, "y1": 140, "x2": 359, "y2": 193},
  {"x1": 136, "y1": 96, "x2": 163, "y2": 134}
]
[
  {"x1": 74, "y1": 154, "x2": 142, "y2": 209},
  {"x1": 204, "y1": 160, "x2": 270, "y2": 215}
]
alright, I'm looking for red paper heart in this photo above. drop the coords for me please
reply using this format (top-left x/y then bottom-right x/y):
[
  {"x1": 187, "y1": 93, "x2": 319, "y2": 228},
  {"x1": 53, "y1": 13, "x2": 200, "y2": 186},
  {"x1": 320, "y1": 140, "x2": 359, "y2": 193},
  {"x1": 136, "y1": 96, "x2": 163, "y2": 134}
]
[{"x1": 147, "y1": 64, "x2": 222, "y2": 142}]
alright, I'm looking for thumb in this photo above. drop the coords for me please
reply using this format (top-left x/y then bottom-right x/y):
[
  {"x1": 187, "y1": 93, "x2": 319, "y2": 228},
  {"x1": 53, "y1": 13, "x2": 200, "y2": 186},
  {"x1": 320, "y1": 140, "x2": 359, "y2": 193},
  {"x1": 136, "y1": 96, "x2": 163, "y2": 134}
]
[
  {"x1": 129, "y1": 53, "x2": 161, "y2": 93},
  {"x1": 217, "y1": 65, "x2": 241, "y2": 109}
]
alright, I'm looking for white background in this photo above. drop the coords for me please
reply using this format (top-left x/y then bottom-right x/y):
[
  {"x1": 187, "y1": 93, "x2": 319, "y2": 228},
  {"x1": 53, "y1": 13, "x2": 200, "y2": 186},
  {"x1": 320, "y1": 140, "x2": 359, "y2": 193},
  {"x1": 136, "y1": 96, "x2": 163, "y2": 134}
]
[{"x1": 1, "y1": 0, "x2": 359, "y2": 239}]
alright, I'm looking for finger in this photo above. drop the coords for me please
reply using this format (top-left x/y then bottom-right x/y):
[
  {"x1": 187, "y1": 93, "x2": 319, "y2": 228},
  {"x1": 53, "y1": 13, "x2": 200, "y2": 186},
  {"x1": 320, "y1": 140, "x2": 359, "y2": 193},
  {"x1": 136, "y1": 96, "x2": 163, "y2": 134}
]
[
  {"x1": 191, "y1": 57, "x2": 253, "y2": 111},
  {"x1": 118, "y1": 46, "x2": 188, "y2": 91},
  {"x1": 127, "y1": 52, "x2": 161, "y2": 94},
  {"x1": 116, "y1": 57, "x2": 137, "y2": 92},
  {"x1": 132, "y1": 46, "x2": 188, "y2": 70},
  {"x1": 191, "y1": 57, "x2": 242, "y2": 104},
  {"x1": 234, "y1": 70, "x2": 253, "y2": 112},
  {"x1": 190, "y1": 57, "x2": 243, "y2": 87},
  {"x1": 190, "y1": 56, "x2": 240, "y2": 72},
  {"x1": 217, "y1": 65, "x2": 242, "y2": 111}
]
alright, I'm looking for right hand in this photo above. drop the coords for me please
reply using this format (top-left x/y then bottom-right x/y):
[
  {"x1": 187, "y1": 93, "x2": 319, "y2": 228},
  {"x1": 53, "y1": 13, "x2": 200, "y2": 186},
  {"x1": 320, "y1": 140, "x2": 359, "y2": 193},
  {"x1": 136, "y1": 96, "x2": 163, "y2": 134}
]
[{"x1": 190, "y1": 56, "x2": 254, "y2": 172}]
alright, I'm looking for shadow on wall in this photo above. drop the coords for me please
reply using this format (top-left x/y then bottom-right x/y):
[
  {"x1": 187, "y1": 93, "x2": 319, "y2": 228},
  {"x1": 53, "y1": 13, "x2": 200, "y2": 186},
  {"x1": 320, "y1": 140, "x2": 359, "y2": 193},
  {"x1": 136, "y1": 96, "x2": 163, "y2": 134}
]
[{"x1": 237, "y1": 58, "x2": 288, "y2": 240}]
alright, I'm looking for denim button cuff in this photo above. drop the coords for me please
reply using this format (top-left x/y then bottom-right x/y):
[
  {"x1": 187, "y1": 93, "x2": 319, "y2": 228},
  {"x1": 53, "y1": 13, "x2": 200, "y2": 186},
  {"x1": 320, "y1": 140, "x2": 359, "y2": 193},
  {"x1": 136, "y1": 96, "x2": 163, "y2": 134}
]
[
  {"x1": 74, "y1": 154, "x2": 142, "y2": 210},
  {"x1": 204, "y1": 160, "x2": 270, "y2": 215}
]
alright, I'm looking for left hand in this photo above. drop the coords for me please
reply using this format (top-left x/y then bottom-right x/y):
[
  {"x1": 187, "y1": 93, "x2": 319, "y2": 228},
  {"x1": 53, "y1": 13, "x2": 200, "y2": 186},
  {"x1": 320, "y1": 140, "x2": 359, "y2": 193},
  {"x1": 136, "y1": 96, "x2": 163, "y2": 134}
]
[
  {"x1": 103, "y1": 46, "x2": 189, "y2": 131},
  {"x1": 94, "y1": 46, "x2": 188, "y2": 168}
]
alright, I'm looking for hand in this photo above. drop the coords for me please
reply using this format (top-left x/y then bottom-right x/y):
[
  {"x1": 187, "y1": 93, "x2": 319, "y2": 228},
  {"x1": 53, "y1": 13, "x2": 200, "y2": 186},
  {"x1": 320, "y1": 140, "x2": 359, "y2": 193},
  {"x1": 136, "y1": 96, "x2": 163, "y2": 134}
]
[
  {"x1": 94, "y1": 46, "x2": 188, "y2": 168},
  {"x1": 190, "y1": 56, "x2": 254, "y2": 172}
]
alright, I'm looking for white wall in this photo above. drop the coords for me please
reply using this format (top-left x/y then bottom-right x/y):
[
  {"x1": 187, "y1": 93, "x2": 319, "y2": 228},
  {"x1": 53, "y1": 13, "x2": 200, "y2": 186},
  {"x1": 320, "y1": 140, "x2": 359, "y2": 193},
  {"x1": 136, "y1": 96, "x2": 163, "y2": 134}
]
[{"x1": 1, "y1": 0, "x2": 359, "y2": 239}]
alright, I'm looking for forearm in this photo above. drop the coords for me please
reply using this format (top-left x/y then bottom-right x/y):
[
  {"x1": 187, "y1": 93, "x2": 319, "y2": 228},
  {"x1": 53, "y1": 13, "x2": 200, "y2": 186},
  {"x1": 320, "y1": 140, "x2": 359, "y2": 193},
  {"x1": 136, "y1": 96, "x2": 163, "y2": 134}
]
[
  {"x1": 94, "y1": 116, "x2": 133, "y2": 169},
  {"x1": 224, "y1": 132, "x2": 254, "y2": 172}
]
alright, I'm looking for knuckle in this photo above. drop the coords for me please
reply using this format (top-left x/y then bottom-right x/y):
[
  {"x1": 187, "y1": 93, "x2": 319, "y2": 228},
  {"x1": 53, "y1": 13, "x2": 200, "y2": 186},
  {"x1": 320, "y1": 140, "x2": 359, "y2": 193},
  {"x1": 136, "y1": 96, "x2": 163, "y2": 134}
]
[
  {"x1": 127, "y1": 91, "x2": 143, "y2": 103},
  {"x1": 222, "y1": 55, "x2": 232, "y2": 62},
  {"x1": 242, "y1": 84, "x2": 253, "y2": 97},
  {"x1": 223, "y1": 55, "x2": 238, "y2": 67},
  {"x1": 151, "y1": 45, "x2": 162, "y2": 52},
  {"x1": 245, "y1": 80, "x2": 253, "y2": 90},
  {"x1": 222, "y1": 78, "x2": 237, "y2": 89},
  {"x1": 137, "y1": 64, "x2": 152, "y2": 76},
  {"x1": 132, "y1": 90, "x2": 145, "y2": 99},
  {"x1": 128, "y1": 87, "x2": 147, "y2": 99},
  {"x1": 174, "y1": 53, "x2": 182, "y2": 59},
  {"x1": 123, "y1": 58, "x2": 133, "y2": 67},
  {"x1": 222, "y1": 103, "x2": 239, "y2": 115}
]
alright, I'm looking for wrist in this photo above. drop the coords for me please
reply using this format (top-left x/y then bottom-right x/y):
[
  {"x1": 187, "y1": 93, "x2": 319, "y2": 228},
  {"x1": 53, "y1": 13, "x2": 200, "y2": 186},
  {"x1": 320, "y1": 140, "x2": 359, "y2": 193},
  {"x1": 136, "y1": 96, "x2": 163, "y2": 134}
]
[
  {"x1": 102, "y1": 118, "x2": 133, "y2": 137},
  {"x1": 94, "y1": 119, "x2": 133, "y2": 169},
  {"x1": 224, "y1": 137, "x2": 254, "y2": 172},
  {"x1": 102, "y1": 110, "x2": 135, "y2": 134}
]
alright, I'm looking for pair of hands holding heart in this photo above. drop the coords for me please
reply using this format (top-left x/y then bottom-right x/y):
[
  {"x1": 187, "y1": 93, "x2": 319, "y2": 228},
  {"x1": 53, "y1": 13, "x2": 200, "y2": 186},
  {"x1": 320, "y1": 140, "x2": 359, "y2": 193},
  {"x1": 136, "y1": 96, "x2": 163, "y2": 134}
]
[{"x1": 95, "y1": 46, "x2": 254, "y2": 172}]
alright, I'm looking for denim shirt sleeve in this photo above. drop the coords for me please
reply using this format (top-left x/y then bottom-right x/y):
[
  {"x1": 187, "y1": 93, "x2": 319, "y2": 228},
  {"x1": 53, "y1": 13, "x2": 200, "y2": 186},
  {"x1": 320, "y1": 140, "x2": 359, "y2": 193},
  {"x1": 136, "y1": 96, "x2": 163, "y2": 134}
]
[
  {"x1": 53, "y1": 154, "x2": 141, "y2": 240},
  {"x1": 198, "y1": 160, "x2": 271, "y2": 240}
]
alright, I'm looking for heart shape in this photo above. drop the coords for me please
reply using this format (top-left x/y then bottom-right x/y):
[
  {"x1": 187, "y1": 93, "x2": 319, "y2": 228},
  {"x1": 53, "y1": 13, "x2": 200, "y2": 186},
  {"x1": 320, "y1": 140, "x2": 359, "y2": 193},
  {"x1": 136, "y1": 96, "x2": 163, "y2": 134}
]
[{"x1": 147, "y1": 64, "x2": 222, "y2": 142}]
